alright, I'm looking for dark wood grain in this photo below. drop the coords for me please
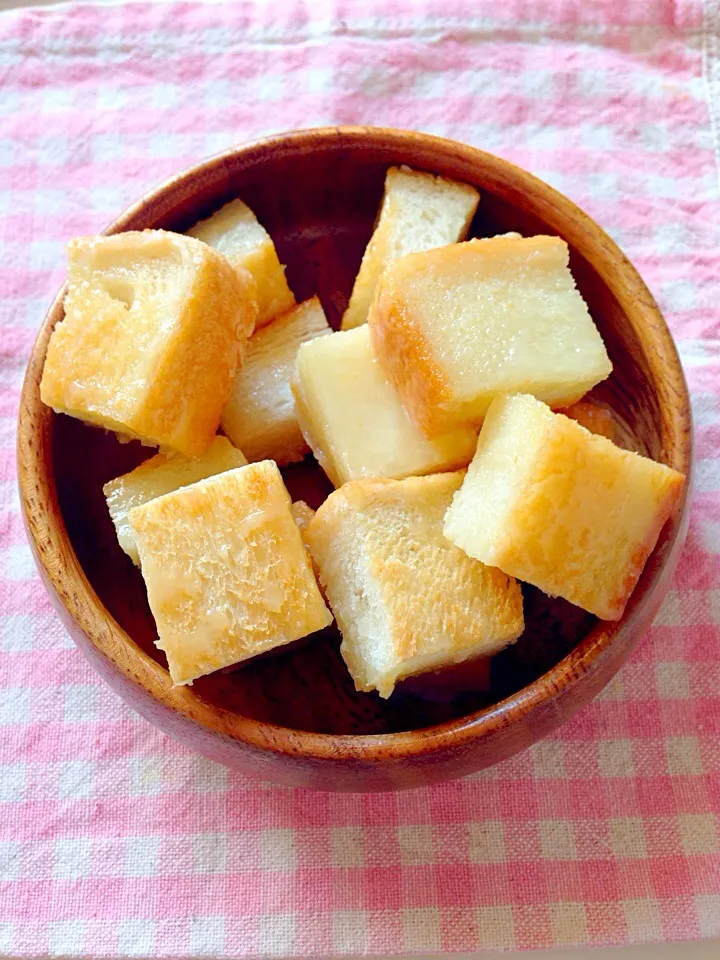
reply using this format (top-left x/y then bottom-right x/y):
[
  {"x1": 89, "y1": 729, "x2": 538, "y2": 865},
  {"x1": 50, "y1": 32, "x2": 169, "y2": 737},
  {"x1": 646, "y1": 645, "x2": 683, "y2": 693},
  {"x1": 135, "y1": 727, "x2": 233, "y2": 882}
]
[{"x1": 17, "y1": 127, "x2": 692, "y2": 791}]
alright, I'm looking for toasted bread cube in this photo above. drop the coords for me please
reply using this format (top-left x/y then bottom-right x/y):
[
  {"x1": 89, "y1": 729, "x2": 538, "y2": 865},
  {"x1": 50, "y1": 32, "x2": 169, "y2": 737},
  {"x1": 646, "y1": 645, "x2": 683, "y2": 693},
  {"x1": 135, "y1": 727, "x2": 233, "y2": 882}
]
[
  {"x1": 369, "y1": 235, "x2": 612, "y2": 436},
  {"x1": 40, "y1": 231, "x2": 256, "y2": 456},
  {"x1": 341, "y1": 166, "x2": 479, "y2": 330},
  {"x1": 292, "y1": 326, "x2": 478, "y2": 487},
  {"x1": 221, "y1": 297, "x2": 331, "y2": 464},
  {"x1": 129, "y1": 461, "x2": 332, "y2": 685},
  {"x1": 104, "y1": 436, "x2": 248, "y2": 566},
  {"x1": 444, "y1": 394, "x2": 685, "y2": 621},
  {"x1": 305, "y1": 473, "x2": 524, "y2": 698},
  {"x1": 188, "y1": 199, "x2": 295, "y2": 328},
  {"x1": 562, "y1": 399, "x2": 616, "y2": 441}
]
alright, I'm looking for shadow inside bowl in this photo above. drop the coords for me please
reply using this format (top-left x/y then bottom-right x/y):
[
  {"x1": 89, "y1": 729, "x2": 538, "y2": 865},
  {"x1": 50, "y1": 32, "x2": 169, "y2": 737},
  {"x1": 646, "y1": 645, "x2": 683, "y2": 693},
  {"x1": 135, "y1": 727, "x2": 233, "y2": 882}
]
[{"x1": 54, "y1": 403, "x2": 599, "y2": 734}]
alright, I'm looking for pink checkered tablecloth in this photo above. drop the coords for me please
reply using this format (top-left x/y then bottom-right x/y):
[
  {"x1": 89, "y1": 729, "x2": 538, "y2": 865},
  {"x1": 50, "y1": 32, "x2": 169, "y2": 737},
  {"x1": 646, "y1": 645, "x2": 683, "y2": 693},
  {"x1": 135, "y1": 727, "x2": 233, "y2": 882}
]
[{"x1": 1, "y1": 0, "x2": 720, "y2": 956}]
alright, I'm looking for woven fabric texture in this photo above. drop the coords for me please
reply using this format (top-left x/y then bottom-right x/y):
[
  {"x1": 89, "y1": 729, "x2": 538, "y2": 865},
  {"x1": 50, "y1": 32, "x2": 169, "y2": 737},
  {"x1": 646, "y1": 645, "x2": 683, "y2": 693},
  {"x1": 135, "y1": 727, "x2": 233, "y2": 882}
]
[{"x1": 1, "y1": 0, "x2": 719, "y2": 955}]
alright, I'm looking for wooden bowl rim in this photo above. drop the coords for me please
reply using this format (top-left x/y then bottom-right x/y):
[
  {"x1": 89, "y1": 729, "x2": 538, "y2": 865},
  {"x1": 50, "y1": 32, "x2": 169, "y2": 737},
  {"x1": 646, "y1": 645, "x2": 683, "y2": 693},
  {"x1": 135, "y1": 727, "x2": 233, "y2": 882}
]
[{"x1": 18, "y1": 125, "x2": 692, "y2": 763}]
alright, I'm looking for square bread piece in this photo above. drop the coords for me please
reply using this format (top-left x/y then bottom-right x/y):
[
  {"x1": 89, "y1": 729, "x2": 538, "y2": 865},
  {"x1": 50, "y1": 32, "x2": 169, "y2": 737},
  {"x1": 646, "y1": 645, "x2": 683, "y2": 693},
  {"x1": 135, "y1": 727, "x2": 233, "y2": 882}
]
[
  {"x1": 292, "y1": 325, "x2": 478, "y2": 487},
  {"x1": 305, "y1": 472, "x2": 524, "y2": 698},
  {"x1": 129, "y1": 461, "x2": 332, "y2": 685},
  {"x1": 187, "y1": 199, "x2": 295, "y2": 328},
  {"x1": 40, "y1": 231, "x2": 256, "y2": 456},
  {"x1": 221, "y1": 297, "x2": 331, "y2": 464},
  {"x1": 104, "y1": 436, "x2": 248, "y2": 566},
  {"x1": 369, "y1": 234, "x2": 612, "y2": 436},
  {"x1": 444, "y1": 394, "x2": 685, "y2": 621},
  {"x1": 341, "y1": 166, "x2": 480, "y2": 330}
]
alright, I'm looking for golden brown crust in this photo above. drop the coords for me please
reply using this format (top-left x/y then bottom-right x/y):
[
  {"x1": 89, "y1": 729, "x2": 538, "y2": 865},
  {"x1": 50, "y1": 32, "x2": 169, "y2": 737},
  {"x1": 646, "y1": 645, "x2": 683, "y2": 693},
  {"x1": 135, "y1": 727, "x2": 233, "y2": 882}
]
[
  {"x1": 368, "y1": 276, "x2": 452, "y2": 438},
  {"x1": 369, "y1": 236, "x2": 612, "y2": 437},
  {"x1": 602, "y1": 477, "x2": 684, "y2": 619},
  {"x1": 40, "y1": 232, "x2": 256, "y2": 457},
  {"x1": 129, "y1": 462, "x2": 332, "y2": 685},
  {"x1": 141, "y1": 252, "x2": 256, "y2": 456},
  {"x1": 447, "y1": 394, "x2": 686, "y2": 623},
  {"x1": 187, "y1": 198, "x2": 295, "y2": 329}
]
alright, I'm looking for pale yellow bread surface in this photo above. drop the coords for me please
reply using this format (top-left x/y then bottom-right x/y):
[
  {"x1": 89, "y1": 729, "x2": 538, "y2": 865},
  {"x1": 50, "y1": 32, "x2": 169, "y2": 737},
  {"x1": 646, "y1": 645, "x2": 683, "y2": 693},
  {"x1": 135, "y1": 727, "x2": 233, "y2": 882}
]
[
  {"x1": 187, "y1": 199, "x2": 295, "y2": 328},
  {"x1": 221, "y1": 297, "x2": 331, "y2": 464},
  {"x1": 369, "y1": 235, "x2": 612, "y2": 436},
  {"x1": 40, "y1": 231, "x2": 256, "y2": 456},
  {"x1": 444, "y1": 394, "x2": 685, "y2": 621},
  {"x1": 292, "y1": 325, "x2": 478, "y2": 487},
  {"x1": 103, "y1": 436, "x2": 248, "y2": 566},
  {"x1": 341, "y1": 166, "x2": 479, "y2": 330},
  {"x1": 129, "y1": 461, "x2": 332, "y2": 685},
  {"x1": 305, "y1": 472, "x2": 524, "y2": 698}
]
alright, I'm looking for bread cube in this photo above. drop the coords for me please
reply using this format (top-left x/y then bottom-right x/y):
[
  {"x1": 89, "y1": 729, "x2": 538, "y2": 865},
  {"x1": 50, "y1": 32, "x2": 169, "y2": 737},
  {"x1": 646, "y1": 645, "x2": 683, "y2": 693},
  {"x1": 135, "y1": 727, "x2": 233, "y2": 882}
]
[
  {"x1": 444, "y1": 394, "x2": 685, "y2": 621},
  {"x1": 305, "y1": 472, "x2": 523, "y2": 698},
  {"x1": 341, "y1": 166, "x2": 479, "y2": 330},
  {"x1": 369, "y1": 235, "x2": 612, "y2": 436},
  {"x1": 41, "y1": 231, "x2": 256, "y2": 456},
  {"x1": 104, "y1": 436, "x2": 248, "y2": 566},
  {"x1": 562, "y1": 399, "x2": 616, "y2": 441},
  {"x1": 292, "y1": 326, "x2": 478, "y2": 487},
  {"x1": 188, "y1": 199, "x2": 295, "y2": 328},
  {"x1": 221, "y1": 297, "x2": 331, "y2": 464},
  {"x1": 129, "y1": 461, "x2": 332, "y2": 685}
]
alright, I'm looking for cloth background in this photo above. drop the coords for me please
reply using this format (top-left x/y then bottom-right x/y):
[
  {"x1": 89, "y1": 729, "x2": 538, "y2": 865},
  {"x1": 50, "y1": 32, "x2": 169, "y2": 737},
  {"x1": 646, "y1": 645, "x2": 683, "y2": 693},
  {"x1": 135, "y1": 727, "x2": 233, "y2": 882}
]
[{"x1": 1, "y1": 0, "x2": 720, "y2": 955}]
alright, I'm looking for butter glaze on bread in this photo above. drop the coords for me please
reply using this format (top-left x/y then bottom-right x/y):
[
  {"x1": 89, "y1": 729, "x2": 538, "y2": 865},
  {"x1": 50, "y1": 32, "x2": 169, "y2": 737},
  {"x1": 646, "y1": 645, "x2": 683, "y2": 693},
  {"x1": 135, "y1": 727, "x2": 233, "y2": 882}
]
[
  {"x1": 129, "y1": 461, "x2": 332, "y2": 685},
  {"x1": 369, "y1": 235, "x2": 612, "y2": 436},
  {"x1": 444, "y1": 394, "x2": 685, "y2": 621}
]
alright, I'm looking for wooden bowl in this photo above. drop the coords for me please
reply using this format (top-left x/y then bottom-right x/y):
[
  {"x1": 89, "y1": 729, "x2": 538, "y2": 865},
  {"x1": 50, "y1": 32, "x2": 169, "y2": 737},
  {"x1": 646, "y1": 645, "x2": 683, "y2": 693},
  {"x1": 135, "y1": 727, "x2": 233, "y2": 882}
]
[{"x1": 17, "y1": 127, "x2": 692, "y2": 791}]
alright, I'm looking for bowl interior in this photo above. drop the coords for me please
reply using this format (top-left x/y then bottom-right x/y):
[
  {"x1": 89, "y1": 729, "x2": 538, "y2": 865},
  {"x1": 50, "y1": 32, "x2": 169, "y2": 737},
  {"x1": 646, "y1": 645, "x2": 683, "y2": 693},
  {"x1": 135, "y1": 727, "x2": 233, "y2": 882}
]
[{"x1": 49, "y1": 133, "x2": 679, "y2": 736}]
